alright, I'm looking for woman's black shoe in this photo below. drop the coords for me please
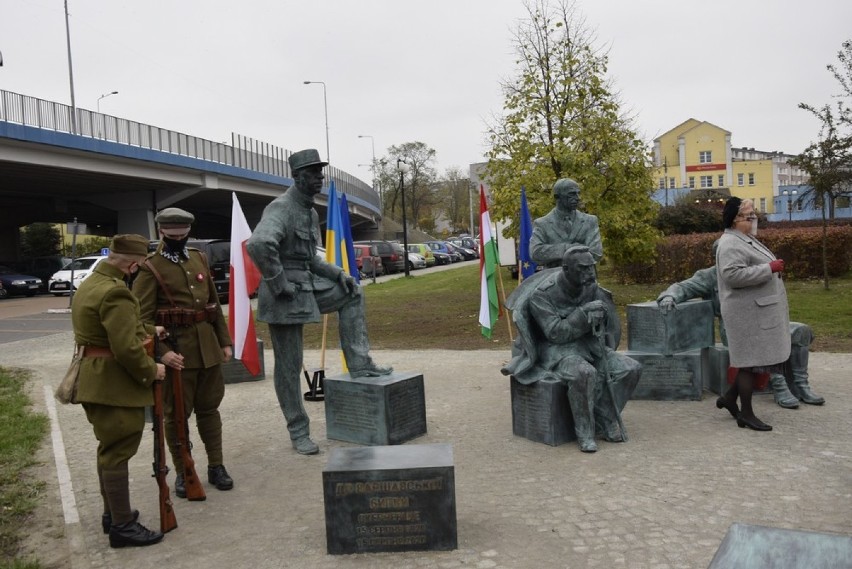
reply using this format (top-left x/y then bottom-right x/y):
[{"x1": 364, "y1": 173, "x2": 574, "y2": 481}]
[
  {"x1": 736, "y1": 414, "x2": 772, "y2": 431},
  {"x1": 716, "y1": 397, "x2": 739, "y2": 419}
]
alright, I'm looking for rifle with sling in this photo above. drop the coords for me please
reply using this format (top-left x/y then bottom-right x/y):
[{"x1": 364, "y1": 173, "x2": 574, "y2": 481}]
[
  {"x1": 167, "y1": 325, "x2": 207, "y2": 501},
  {"x1": 149, "y1": 336, "x2": 178, "y2": 532}
]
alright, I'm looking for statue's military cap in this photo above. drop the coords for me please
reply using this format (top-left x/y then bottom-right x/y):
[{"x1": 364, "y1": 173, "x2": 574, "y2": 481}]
[
  {"x1": 288, "y1": 148, "x2": 328, "y2": 172},
  {"x1": 110, "y1": 234, "x2": 149, "y2": 256},
  {"x1": 155, "y1": 207, "x2": 195, "y2": 227}
]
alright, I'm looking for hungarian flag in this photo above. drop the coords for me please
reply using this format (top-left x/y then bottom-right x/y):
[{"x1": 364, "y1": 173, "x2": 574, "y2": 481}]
[
  {"x1": 228, "y1": 193, "x2": 262, "y2": 375},
  {"x1": 478, "y1": 185, "x2": 500, "y2": 338},
  {"x1": 519, "y1": 186, "x2": 537, "y2": 280}
]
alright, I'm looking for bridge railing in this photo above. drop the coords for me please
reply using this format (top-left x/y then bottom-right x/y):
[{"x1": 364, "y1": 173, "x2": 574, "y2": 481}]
[{"x1": 0, "y1": 89, "x2": 380, "y2": 211}]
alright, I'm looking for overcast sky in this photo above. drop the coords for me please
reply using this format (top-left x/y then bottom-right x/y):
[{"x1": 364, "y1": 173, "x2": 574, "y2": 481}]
[{"x1": 2, "y1": 0, "x2": 851, "y2": 184}]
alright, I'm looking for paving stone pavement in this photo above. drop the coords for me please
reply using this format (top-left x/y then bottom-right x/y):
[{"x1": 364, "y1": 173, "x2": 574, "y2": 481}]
[{"x1": 3, "y1": 333, "x2": 850, "y2": 569}]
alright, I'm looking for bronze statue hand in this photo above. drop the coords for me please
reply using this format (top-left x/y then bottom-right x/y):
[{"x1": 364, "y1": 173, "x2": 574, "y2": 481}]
[
  {"x1": 658, "y1": 296, "x2": 676, "y2": 315},
  {"x1": 338, "y1": 271, "x2": 357, "y2": 297},
  {"x1": 280, "y1": 281, "x2": 298, "y2": 299}
]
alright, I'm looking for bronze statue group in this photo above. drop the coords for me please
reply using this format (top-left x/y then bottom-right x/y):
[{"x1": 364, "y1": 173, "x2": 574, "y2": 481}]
[{"x1": 69, "y1": 150, "x2": 823, "y2": 550}]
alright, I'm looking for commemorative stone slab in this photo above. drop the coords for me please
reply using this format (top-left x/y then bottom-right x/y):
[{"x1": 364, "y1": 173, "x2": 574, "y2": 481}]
[
  {"x1": 627, "y1": 300, "x2": 714, "y2": 356},
  {"x1": 222, "y1": 340, "x2": 265, "y2": 384},
  {"x1": 625, "y1": 349, "x2": 703, "y2": 401},
  {"x1": 510, "y1": 377, "x2": 575, "y2": 446},
  {"x1": 325, "y1": 371, "x2": 426, "y2": 446},
  {"x1": 702, "y1": 344, "x2": 730, "y2": 395},
  {"x1": 323, "y1": 443, "x2": 457, "y2": 554},
  {"x1": 708, "y1": 522, "x2": 852, "y2": 568}
]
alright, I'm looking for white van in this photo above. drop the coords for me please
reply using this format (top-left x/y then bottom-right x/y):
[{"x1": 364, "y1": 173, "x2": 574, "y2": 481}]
[{"x1": 48, "y1": 255, "x2": 107, "y2": 295}]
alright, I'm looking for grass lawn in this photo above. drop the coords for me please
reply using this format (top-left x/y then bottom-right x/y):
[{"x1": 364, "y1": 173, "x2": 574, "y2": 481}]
[
  {"x1": 0, "y1": 368, "x2": 49, "y2": 568},
  {"x1": 254, "y1": 265, "x2": 852, "y2": 353}
]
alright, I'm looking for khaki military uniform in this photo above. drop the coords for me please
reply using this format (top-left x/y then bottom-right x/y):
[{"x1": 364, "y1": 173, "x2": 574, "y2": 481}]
[
  {"x1": 133, "y1": 245, "x2": 232, "y2": 471},
  {"x1": 72, "y1": 261, "x2": 159, "y2": 515}
]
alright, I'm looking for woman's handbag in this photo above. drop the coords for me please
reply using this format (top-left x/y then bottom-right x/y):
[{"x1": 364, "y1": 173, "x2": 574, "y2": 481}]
[{"x1": 55, "y1": 345, "x2": 84, "y2": 404}]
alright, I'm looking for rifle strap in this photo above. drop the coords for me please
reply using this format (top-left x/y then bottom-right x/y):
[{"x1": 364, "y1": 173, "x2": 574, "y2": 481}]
[{"x1": 143, "y1": 259, "x2": 179, "y2": 308}]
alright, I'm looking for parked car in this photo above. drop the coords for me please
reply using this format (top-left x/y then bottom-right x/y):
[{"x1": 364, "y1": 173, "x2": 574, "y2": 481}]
[
  {"x1": 449, "y1": 236, "x2": 479, "y2": 254},
  {"x1": 407, "y1": 244, "x2": 436, "y2": 267},
  {"x1": 450, "y1": 243, "x2": 478, "y2": 261},
  {"x1": 0, "y1": 265, "x2": 43, "y2": 296},
  {"x1": 0, "y1": 280, "x2": 8, "y2": 299},
  {"x1": 424, "y1": 241, "x2": 457, "y2": 264},
  {"x1": 0, "y1": 255, "x2": 71, "y2": 293},
  {"x1": 353, "y1": 243, "x2": 384, "y2": 277},
  {"x1": 353, "y1": 240, "x2": 406, "y2": 274},
  {"x1": 47, "y1": 255, "x2": 106, "y2": 295},
  {"x1": 407, "y1": 252, "x2": 427, "y2": 270}
]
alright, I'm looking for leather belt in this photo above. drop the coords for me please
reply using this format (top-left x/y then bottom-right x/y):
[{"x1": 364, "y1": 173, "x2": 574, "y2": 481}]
[
  {"x1": 83, "y1": 346, "x2": 114, "y2": 358},
  {"x1": 281, "y1": 260, "x2": 311, "y2": 270},
  {"x1": 193, "y1": 310, "x2": 207, "y2": 322}
]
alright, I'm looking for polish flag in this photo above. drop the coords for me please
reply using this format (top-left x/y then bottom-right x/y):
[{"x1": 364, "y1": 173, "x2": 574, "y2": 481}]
[{"x1": 228, "y1": 193, "x2": 262, "y2": 375}]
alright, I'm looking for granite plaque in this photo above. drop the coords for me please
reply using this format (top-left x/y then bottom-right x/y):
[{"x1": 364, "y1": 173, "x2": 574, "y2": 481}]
[
  {"x1": 627, "y1": 300, "x2": 714, "y2": 356},
  {"x1": 510, "y1": 377, "x2": 575, "y2": 446},
  {"x1": 702, "y1": 344, "x2": 730, "y2": 395},
  {"x1": 323, "y1": 443, "x2": 457, "y2": 554},
  {"x1": 222, "y1": 340, "x2": 265, "y2": 384},
  {"x1": 708, "y1": 522, "x2": 852, "y2": 569},
  {"x1": 325, "y1": 371, "x2": 426, "y2": 446},
  {"x1": 625, "y1": 350, "x2": 703, "y2": 400}
]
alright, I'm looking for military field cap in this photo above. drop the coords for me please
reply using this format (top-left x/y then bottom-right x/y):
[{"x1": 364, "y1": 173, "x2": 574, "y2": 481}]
[
  {"x1": 110, "y1": 234, "x2": 149, "y2": 256},
  {"x1": 289, "y1": 148, "x2": 328, "y2": 172},
  {"x1": 155, "y1": 207, "x2": 195, "y2": 228}
]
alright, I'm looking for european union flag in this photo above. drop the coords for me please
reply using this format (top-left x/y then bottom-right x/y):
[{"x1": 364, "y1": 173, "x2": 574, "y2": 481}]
[{"x1": 519, "y1": 186, "x2": 537, "y2": 279}]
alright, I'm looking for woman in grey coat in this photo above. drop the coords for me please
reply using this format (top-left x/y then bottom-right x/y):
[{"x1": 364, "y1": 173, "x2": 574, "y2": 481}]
[{"x1": 715, "y1": 197, "x2": 790, "y2": 431}]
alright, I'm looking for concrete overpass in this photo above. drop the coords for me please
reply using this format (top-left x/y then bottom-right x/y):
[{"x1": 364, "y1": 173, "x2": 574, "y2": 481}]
[{"x1": 0, "y1": 89, "x2": 382, "y2": 259}]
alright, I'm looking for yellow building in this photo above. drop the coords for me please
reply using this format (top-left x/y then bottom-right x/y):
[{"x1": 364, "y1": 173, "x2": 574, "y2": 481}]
[{"x1": 652, "y1": 119, "x2": 808, "y2": 213}]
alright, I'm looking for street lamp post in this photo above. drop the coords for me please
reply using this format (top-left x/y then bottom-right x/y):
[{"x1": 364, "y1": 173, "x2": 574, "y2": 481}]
[
  {"x1": 303, "y1": 80, "x2": 330, "y2": 164},
  {"x1": 358, "y1": 134, "x2": 378, "y2": 206},
  {"x1": 64, "y1": 0, "x2": 78, "y2": 134},
  {"x1": 97, "y1": 90, "x2": 118, "y2": 113},
  {"x1": 397, "y1": 158, "x2": 411, "y2": 278},
  {"x1": 782, "y1": 189, "x2": 798, "y2": 221}
]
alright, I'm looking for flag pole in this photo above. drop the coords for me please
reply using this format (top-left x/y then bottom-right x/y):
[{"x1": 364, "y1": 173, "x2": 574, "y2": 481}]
[
  {"x1": 319, "y1": 315, "x2": 329, "y2": 369},
  {"x1": 496, "y1": 264, "x2": 513, "y2": 342}
]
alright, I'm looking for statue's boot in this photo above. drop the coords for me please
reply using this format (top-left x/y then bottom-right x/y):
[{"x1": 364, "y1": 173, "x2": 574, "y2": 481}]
[
  {"x1": 769, "y1": 373, "x2": 799, "y2": 409},
  {"x1": 338, "y1": 294, "x2": 392, "y2": 377},
  {"x1": 567, "y1": 384, "x2": 596, "y2": 453},
  {"x1": 788, "y1": 341, "x2": 825, "y2": 406}
]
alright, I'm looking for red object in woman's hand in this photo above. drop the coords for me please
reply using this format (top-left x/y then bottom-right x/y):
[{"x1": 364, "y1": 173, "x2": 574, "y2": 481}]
[{"x1": 770, "y1": 259, "x2": 785, "y2": 273}]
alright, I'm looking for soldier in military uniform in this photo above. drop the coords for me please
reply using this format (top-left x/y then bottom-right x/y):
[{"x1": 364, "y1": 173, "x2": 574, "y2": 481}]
[
  {"x1": 72, "y1": 234, "x2": 166, "y2": 548},
  {"x1": 246, "y1": 148, "x2": 392, "y2": 456},
  {"x1": 530, "y1": 178, "x2": 604, "y2": 267},
  {"x1": 133, "y1": 208, "x2": 235, "y2": 498}
]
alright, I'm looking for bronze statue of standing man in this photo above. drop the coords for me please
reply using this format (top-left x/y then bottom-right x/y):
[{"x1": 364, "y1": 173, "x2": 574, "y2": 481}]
[{"x1": 247, "y1": 149, "x2": 391, "y2": 456}]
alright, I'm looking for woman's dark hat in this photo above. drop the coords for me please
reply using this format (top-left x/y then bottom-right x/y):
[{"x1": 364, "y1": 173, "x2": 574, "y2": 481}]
[
  {"x1": 722, "y1": 197, "x2": 742, "y2": 229},
  {"x1": 288, "y1": 149, "x2": 328, "y2": 172}
]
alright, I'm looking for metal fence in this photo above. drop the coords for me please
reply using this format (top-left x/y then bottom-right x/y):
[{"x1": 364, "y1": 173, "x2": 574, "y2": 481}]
[{"x1": 0, "y1": 89, "x2": 380, "y2": 210}]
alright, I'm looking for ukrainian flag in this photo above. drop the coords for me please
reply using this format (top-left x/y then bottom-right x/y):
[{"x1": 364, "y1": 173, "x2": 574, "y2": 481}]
[{"x1": 325, "y1": 181, "x2": 358, "y2": 282}]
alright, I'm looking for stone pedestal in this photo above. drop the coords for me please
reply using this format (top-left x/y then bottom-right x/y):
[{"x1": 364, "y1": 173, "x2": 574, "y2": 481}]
[
  {"x1": 709, "y1": 523, "x2": 852, "y2": 568},
  {"x1": 325, "y1": 371, "x2": 427, "y2": 446},
  {"x1": 627, "y1": 300, "x2": 714, "y2": 355},
  {"x1": 702, "y1": 344, "x2": 730, "y2": 395},
  {"x1": 222, "y1": 340, "x2": 265, "y2": 384},
  {"x1": 625, "y1": 350, "x2": 703, "y2": 401},
  {"x1": 323, "y1": 443, "x2": 457, "y2": 554},
  {"x1": 510, "y1": 377, "x2": 575, "y2": 446}
]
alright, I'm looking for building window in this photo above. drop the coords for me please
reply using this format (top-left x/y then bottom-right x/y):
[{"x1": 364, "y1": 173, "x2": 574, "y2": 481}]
[
  {"x1": 688, "y1": 177, "x2": 695, "y2": 189},
  {"x1": 737, "y1": 173, "x2": 744, "y2": 186},
  {"x1": 699, "y1": 151, "x2": 712, "y2": 164},
  {"x1": 837, "y1": 196, "x2": 850, "y2": 209},
  {"x1": 759, "y1": 197, "x2": 766, "y2": 212},
  {"x1": 669, "y1": 177, "x2": 676, "y2": 189},
  {"x1": 748, "y1": 173, "x2": 755, "y2": 185},
  {"x1": 659, "y1": 178, "x2": 666, "y2": 190},
  {"x1": 700, "y1": 175, "x2": 713, "y2": 188},
  {"x1": 718, "y1": 174, "x2": 725, "y2": 186}
]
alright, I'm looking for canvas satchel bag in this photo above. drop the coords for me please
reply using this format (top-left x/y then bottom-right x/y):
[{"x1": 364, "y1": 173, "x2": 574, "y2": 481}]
[{"x1": 55, "y1": 344, "x2": 84, "y2": 404}]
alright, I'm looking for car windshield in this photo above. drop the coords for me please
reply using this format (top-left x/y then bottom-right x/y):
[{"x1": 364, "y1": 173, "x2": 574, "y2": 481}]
[
  {"x1": 63, "y1": 258, "x2": 99, "y2": 271},
  {"x1": 0, "y1": 266, "x2": 15, "y2": 274}
]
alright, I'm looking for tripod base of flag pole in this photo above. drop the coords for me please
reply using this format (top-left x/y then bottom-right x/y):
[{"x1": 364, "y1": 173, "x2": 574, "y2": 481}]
[{"x1": 303, "y1": 368, "x2": 325, "y2": 401}]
